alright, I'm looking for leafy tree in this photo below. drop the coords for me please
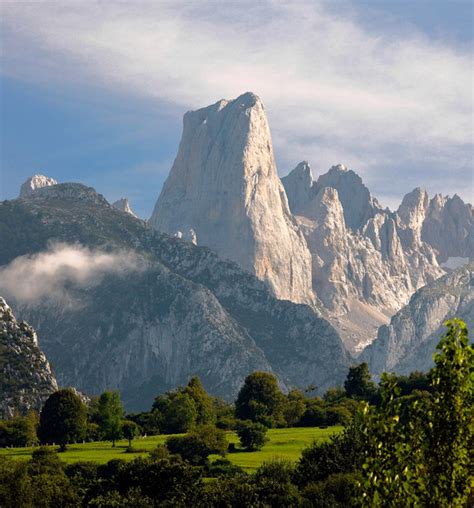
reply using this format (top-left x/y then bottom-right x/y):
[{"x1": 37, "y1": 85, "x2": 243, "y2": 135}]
[
  {"x1": 302, "y1": 472, "x2": 361, "y2": 507},
  {"x1": 358, "y1": 319, "x2": 474, "y2": 506},
  {"x1": 122, "y1": 420, "x2": 140, "y2": 448},
  {"x1": 38, "y1": 389, "x2": 87, "y2": 451},
  {"x1": 236, "y1": 420, "x2": 268, "y2": 451},
  {"x1": 253, "y1": 459, "x2": 302, "y2": 507},
  {"x1": 0, "y1": 412, "x2": 38, "y2": 447},
  {"x1": 299, "y1": 398, "x2": 327, "y2": 427},
  {"x1": 165, "y1": 425, "x2": 227, "y2": 465},
  {"x1": 293, "y1": 418, "x2": 365, "y2": 487},
  {"x1": 235, "y1": 371, "x2": 285, "y2": 427},
  {"x1": 153, "y1": 391, "x2": 197, "y2": 434},
  {"x1": 97, "y1": 391, "x2": 125, "y2": 447},
  {"x1": 284, "y1": 389, "x2": 307, "y2": 427},
  {"x1": 344, "y1": 362, "x2": 376, "y2": 399},
  {"x1": 425, "y1": 319, "x2": 473, "y2": 502},
  {"x1": 184, "y1": 377, "x2": 216, "y2": 425}
]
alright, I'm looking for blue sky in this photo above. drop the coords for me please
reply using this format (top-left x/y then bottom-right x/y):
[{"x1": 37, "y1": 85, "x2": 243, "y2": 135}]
[{"x1": 1, "y1": 0, "x2": 473, "y2": 218}]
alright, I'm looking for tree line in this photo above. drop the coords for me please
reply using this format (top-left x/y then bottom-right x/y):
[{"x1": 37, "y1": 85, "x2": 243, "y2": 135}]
[{"x1": 0, "y1": 319, "x2": 472, "y2": 506}]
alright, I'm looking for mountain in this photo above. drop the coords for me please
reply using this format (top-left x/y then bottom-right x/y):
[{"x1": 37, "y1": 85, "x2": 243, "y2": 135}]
[
  {"x1": 361, "y1": 261, "x2": 473, "y2": 375},
  {"x1": 112, "y1": 198, "x2": 138, "y2": 218},
  {"x1": 282, "y1": 161, "x2": 444, "y2": 352},
  {"x1": 149, "y1": 92, "x2": 314, "y2": 305},
  {"x1": 19, "y1": 174, "x2": 57, "y2": 198},
  {"x1": 0, "y1": 296, "x2": 58, "y2": 419},
  {"x1": 0, "y1": 181, "x2": 349, "y2": 410}
]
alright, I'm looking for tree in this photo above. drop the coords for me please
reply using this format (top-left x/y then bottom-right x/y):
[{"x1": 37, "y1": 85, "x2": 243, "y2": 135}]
[
  {"x1": 122, "y1": 420, "x2": 140, "y2": 448},
  {"x1": 235, "y1": 372, "x2": 285, "y2": 427},
  {"x1": 425, "y1": 319, "x2": 473, "y2": 503},
  {"x1": 344, "y1": 362, "x2": 376, "y2": 399},
  {"x1": 97, "y1": 391, "x2": 125, "y2": 447},
  {"x1": 165, "y1": 425, "x2": 227, "y2": 465},
  {"x1": 293, "y1": 418, "x2": 365, "y2": 487},
  {"x1": 236, "y1": 420, "x2": 268, "y2": 451},
  {"x1": 358, "y1": 319, "x2": 474, "y2": 506},
  {"x1": 152, "y1": 391, "x2": 197, "y2": 434},
  {"x1": 0, "y1": 411, "x2": 38, "y2": 447},
  {"x1": 283, "y1": 389, "x2": 306, "y2": 427},
  {"x1": 38, "y1": 389, "x2": 87, "y2": 451},
  {"x1": 184, "y1": 377, "x2": 216, "y2": 425}
]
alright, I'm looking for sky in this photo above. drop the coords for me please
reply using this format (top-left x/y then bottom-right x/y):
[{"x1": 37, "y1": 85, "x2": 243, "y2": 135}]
[{"x1": 1, "y1": 0, "x2": 473, "y2": 218}]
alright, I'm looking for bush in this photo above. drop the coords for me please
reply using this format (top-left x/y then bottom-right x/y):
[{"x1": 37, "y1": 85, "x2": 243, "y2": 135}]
[
  {"x1": 165, "y1": 425, "x2": 227, "y2": 465},
  {"x1": 254, "y1": 459, "x2": 302, "y2": 507},
  {"x1": 236, "y1": 420, "x2": 268, "y2": 451},
  {"x1": 206, "y1": 458, "x2": 245, "y2": 477},
  {"x1": 302, "y1": 472, "x2": 361, "y2": 507}
]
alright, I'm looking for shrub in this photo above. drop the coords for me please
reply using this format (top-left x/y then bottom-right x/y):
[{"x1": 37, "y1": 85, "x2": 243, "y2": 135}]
[
  {"x1": 165, "y1": 425, "x2": 227, "y2": 465},
  {"x1": 236, "y1": 420, "x2": 268, "y2": 451}
]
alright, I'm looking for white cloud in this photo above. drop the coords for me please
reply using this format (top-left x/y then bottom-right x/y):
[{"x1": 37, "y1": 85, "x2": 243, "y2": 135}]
[
  {"x1": 0, "y1": 243, "x2": 148, "y2": 305},
  {"x1": 1, "y1": 1, "x2": 473, "y2": 205}
]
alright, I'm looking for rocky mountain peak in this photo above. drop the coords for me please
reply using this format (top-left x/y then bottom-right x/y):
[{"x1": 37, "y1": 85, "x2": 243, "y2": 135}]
[
  {"x1": 19, "y1": 174, "x2": 58, "y2": 198},
  {"x1": 149, "y1": 92, "x2": 314, "y2": 304},
  {"x1": 397, "y1": 187, "x2": 429, "y2": 231},
  {"x1": 312, "y1": 165, "x2": 382, "y2": 231},
  {"x1": 281, "y1": 161, "x2": 314, "y2": 216},
  {"x1": 112, "y1": 198, "x2": 138, "y2": 218}
]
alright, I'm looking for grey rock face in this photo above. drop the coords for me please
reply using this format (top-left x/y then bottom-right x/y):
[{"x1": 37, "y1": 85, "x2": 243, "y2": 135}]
[
  {"x1": 112, "y1": 198, "x2": 138, "y2": 218},
  {"x1": 19, "y1": 174, "x2": 58, "y2": 198},
  {"x1": 0, "y1": 296, "x2": 58, "y2": 419},
  {"x1": 283, "y1": 162, "x2": 383, "y2": 231},
  {"x1": 0, "y1": 184, "x2": 349, "y2": 410},
  {"x1": 361, "y1": 261, "x2": 473, "y2": 375},
  {"x1": 149, "y1": 93, "x2": 314, "y2": 305},
  {"x1": 283, "y1": 162, "x2": 444, "y2": 353},
  {"x1": 421, "y1": 194, "x2": 473, "y2": 263}
]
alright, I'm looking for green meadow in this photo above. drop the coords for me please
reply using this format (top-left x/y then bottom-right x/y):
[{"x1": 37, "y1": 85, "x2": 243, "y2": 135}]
[{"x1": 0, "y1": 426, "x2": 341, "y2": 472}]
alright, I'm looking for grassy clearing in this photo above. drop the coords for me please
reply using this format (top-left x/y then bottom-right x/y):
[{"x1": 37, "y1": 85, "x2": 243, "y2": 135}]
[{"x1": 0, "y1": 426, "x2": 341, "y2": 471}]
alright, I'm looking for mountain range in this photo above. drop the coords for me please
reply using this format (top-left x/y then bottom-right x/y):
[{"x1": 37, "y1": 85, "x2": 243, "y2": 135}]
[{"x1": 0, "y1": 91, "x2": 472, "y2": 411}]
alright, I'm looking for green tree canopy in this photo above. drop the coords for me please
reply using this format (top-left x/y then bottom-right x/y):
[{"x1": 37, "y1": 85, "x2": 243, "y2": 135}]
[
  {"x1": 235, "y1": 371, "x2": 285, "y2": 427},
  {"x1": 344, "y1": 362, "x2": 376, "y2": 399},
  {"x1": 359, "y1": 319, "x2": 474, "y2": 505},
  {"x1": 153, "y1": 391, "x2": 197, "y2": 434},
  {"x1": 38, "y1": 389, "x2": 87, "y2": 451},
  {"x1": 97, "y1": 391, "x2": 125, "y2": 447},
  {"x1": 122, "y1": 420, "x2": 140, "y2": 448},
  {"x1": 236, "y1": 420, "x2": 268, "y2": 451},
  {"x1": 183, "y1": 377, "x2": 216, "y2": 425}
]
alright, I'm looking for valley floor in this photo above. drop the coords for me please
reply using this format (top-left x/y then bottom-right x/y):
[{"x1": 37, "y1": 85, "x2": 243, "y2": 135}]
[{"x1": 0, "y1": 426, "x2": 341, "y2": 472}]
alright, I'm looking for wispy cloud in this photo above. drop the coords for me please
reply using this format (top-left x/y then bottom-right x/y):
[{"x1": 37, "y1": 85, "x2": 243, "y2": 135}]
[
  {"x1": 0, "y1": 243, "x2": 148, "y2": 305},
  {"x1": 1, "y1": 1, "x2": 472, "y2": 208}
]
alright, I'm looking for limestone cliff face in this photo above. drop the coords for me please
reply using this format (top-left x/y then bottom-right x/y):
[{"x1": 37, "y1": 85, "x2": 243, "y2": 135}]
[
  {"x1": 361, "y1": 261, "x2": 473, "y2": 375},
  {"x1": 0, "y1": 297, "x2": 58, "y2": 419},
  {"x1": 0, "y1": 183, "x2": 349, "y2": 410},
  {"x1": 282, "y1": 162, "x2": 444, "y2": 352},
  {"x1": 149, "y1": 93, "x2": 314, "y2": 305}
]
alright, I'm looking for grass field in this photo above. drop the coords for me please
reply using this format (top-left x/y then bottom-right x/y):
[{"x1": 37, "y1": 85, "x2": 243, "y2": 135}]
[{"x1": 0, "y1": 426, "x2": 341, "y2": 471}]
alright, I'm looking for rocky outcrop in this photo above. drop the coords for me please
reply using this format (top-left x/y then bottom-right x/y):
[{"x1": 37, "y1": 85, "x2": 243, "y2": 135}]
[
  {"x1": 149, "y1": 93, "x2": 314, "y2": 305},
  {"x1": 282, "y1": 163, "x2": 383, "y2": 232},
  {"x1": 19, "y1": 175, "x2": 57, "y2": 198},
  {"x1": 0, "y1": 183, "x2": 350, "y2": 410},
  {"x1": 112, "y1": 198, "x2": 138, "y2": 218},
  {"x1": 0, "y1": 297, "x2": 58, "y2": 419},
  {"x1": 282, "y1": 162, "x2": 444, "y2": 353},
  {"x1": 361, "y1": 261, "x2": 473, "y2": 375},
  {"x1": 422, "y1": 194, "x2": 473, "y2": 263}
]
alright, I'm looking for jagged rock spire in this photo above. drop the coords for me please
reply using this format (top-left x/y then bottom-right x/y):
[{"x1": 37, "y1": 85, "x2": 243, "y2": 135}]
[{"x1": 149, "y1": 92, "x2": 314, "y2": 304}]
